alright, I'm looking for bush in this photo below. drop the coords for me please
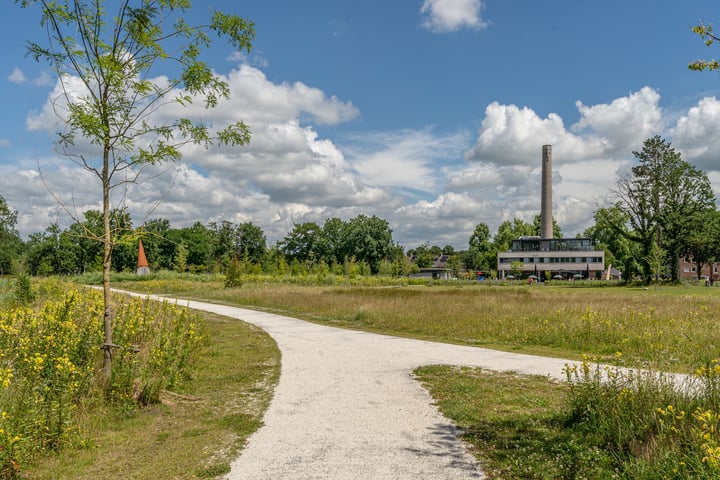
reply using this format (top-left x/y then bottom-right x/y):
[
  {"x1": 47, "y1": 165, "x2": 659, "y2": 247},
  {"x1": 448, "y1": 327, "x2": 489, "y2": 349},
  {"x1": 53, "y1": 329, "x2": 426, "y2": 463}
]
[{"x1": 12, "y1": 274, "x2": 34, "y2": 305}]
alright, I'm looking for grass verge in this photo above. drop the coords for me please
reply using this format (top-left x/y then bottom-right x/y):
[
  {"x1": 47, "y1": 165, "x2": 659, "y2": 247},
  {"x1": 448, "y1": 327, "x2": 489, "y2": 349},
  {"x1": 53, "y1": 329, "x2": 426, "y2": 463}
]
[
  {"x1": 413, "y1": 366, "x2": 616, "y2": 479},
  {"x1": 21, "y1": 310, "x2": 279, "y2": 480}
]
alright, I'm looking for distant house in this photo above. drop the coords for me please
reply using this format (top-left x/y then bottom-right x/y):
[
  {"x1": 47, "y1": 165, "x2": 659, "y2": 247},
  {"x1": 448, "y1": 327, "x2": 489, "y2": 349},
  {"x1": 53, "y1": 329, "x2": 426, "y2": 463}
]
[
  {"x1": 410, "y1": 254, "x2": 454, "y2": 280},
  {"x1": 678, "y1": 256, "x2": 719, "y2": 282}
]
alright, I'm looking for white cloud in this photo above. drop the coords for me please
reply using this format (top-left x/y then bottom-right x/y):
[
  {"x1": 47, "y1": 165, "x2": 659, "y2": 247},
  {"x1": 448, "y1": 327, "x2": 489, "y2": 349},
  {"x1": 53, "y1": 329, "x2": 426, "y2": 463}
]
[
  {"x1": 573, "y1": 87, "x2": 664, "y2": 156},
  {"x1": 8, "y1": 67, "x2": 26, "y2": 85},
  {"x1": 465, "y1": 88, "x2": 664, "y2": 168},
  {"x1": 670, "y1": 96, "x2": 720, "y2": 171},
  {"x1": 344, "y1": 129, "x2": 469, "y2": 195},
  {"x1": 420, "y1": 0, "x2": 488, "y2": 33},
  {"x1": 0, "y1": 139, "x2": 10, "y2": 147},
  {"x1": 33, "y1": 71, "x2": 54, "y2": 87},
  {"x1": 12, "y1": 69, "x2": 720, "y2": 249}
]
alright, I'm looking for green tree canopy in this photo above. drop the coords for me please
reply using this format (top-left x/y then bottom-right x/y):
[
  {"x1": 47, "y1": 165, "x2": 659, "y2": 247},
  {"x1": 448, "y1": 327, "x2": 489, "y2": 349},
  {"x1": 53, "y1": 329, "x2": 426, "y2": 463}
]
[
  {"x1": 340, "y1": 215, "x2": 394, "y2": 274},
  {"x1": 613, "y1": 136, "x2": 716, "y2": 282},
  {"x1": 280, "y1": 222, "x2": 327, "y2": 263}
]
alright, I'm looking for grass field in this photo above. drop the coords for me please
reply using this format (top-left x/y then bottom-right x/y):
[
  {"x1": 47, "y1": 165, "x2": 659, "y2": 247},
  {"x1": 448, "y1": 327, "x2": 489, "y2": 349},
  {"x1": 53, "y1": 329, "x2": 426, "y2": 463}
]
[
  {"x1": 114, "y1": 277, "x2": 720, "y2": 373},
  {"x1": 103, "y1": 276, "x2": 720, "y2": 478},
  {"x1": 17, "y1": 274, "x2": 709, "y2": 479}
]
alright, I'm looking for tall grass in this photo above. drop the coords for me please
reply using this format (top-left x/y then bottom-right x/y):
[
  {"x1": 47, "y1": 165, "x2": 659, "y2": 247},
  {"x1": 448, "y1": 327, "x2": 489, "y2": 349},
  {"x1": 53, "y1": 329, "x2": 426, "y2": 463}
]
[
  {"x1": 112, "y1": 276, "x2": 720, "y2": 373},
  {"x1": 562, "y1": 357, "x2": 720, "y2": 478},
  {"x1": 0, "y1": 278, "x2": 205, "y2": 479}
]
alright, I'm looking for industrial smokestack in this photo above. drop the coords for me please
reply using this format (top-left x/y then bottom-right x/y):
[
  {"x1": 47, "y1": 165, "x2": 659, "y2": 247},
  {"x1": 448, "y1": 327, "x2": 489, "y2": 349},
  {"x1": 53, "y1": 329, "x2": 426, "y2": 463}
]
[{"x1": 540, "y1": 144, "x2": 553, "y2": 239}]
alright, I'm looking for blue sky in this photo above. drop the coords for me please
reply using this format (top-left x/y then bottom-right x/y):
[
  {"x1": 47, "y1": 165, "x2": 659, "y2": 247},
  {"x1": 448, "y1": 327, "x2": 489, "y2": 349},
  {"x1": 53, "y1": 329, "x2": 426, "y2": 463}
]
[{"x1": 3, "y1": 0, "x2": 720, "y2": 249}]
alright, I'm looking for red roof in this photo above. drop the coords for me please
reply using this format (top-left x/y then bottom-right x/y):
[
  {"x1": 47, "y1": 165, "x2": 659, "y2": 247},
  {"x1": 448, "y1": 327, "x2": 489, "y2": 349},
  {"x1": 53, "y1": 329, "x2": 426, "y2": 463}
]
[{"x1": 137, "y1": 239, "x2": 149, "y2": 268}]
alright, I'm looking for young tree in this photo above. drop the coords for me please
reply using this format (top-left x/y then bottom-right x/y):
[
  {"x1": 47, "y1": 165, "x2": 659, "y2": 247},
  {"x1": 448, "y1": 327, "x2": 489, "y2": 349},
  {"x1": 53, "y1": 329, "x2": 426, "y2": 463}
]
[
  {"x1": 17, "y1": 0, "x2": 254, "y2": 382},
  {"x1": 465, "y1": 222, "x2": 491, "y2": 270}
]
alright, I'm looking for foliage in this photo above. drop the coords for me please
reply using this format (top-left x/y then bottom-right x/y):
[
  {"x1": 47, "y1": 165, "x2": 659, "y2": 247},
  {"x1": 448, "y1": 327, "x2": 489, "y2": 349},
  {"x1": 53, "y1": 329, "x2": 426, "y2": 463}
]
[
  {"x1": 690, "y1": 23, "x2": 720, "y2": 72},
  {"x1": 532, "y1": 213, "x2": 562, "y2": 238},
  {"x1": 224, "y1": 258, "x2": 244, "y2": 288},
  {"x1": 584, "y1": 205, "x2": 640, "y2": 278},
  {"x1": 613, "y1": 136, "x2": 715, "y2": 283},
  {"x1": 416, "y1": 366, "x2": 614, "y2": 479},
  {"x1": 419, "y1": 360, "x2": 720, "y2": 480},
  {"x1": 465, "y1": 222, "x2": 492, "y2": 271},
  {"x1": 563, "y1": 358, "x2": 720, "y2": 478},
  {"x1": 0, "y1": 196, "x2": 22, "y2": 276}
]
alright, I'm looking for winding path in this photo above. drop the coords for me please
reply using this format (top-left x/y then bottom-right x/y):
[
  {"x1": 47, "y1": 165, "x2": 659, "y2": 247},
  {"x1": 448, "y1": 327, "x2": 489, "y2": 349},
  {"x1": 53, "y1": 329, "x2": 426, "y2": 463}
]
[{"x1": 148, "y1": 295, "x2": 578, "y2": 479}]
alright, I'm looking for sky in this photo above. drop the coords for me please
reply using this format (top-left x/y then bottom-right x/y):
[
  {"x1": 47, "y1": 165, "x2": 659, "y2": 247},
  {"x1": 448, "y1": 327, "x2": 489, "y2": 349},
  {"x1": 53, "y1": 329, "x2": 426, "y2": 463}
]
[{"x1": 3, "y1": 0, "x2": 720, "y2": 250}]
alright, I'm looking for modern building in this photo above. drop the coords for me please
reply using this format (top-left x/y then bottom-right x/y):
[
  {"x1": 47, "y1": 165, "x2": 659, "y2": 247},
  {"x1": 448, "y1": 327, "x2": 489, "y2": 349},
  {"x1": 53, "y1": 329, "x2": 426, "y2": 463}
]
[
  {"x1": 497, "y1": 145, "x2": 605, "y2": 280},
  {"x1": 497, "y1": 236, "x2": 605, "y2": 280}
]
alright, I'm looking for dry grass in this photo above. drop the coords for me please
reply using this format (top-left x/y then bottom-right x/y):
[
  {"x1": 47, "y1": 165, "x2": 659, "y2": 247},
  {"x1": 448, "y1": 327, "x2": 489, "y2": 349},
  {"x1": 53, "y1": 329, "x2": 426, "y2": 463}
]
[{"x1": 118, "y1": 279, "x2": 720, "y2": 373}]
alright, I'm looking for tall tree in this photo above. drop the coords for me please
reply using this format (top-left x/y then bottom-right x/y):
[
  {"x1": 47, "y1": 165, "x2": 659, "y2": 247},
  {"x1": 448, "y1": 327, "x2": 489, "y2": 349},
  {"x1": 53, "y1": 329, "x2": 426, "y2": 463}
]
[
  {"x1": 493, "y1": 218, "x2": 535, "y2": 251},
  {"x1": 25, "y1": 224, "x2": 79, "y2": 275},
  {"x1": 174, "y1": 221, "x2": 211, "y2": 271},
  {"x1": 18, "y1": 0, "x2": 254, "y2": 382},
  {"x1": 281, "y1": 222, "x2": 328, "y2": 263},
  {"x1": 532, "y1": 214, "x2": 562, "y2": 238},
  {"x1": 340, "y1": 215, "x2": 394, "y2": 273},
  {"x1": 613, "y1": 136, "x2": 715, "y2": 282},
  {"x1": 235, "y1": 222, "x2": 267, "y2": 264},
  {"x1": 684, "y1": 210, "x2": 720, "y2": 281},
  {"x1": 322, "y1": 217, "x2": 346, "y2": 266},
  {"x1": 583, "y1": 205, "x2": 640, "y2": 281}
]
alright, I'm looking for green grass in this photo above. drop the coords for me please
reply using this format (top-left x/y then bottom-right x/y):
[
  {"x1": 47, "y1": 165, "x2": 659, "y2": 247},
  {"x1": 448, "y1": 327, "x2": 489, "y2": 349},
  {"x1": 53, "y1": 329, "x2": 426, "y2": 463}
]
[
  {"x1": 19, "y1": 273, "x2": 715, "y2": 479},
  {"x1": 21, "y1": 310, "x2": 280, "y2": 480},
  {"x1": 415, "y1": 366, "x2": 617, "y2": 479}
]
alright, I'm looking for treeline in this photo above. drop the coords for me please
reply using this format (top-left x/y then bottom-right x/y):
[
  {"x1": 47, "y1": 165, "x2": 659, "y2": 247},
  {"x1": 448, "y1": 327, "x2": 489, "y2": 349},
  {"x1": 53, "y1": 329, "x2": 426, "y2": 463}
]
[
  {"x1": 2, "y1": 136, "x2": 718, "y2": 283},
  {"x1": 0, "y1": 207, "x2": 420, "y2": 277}
]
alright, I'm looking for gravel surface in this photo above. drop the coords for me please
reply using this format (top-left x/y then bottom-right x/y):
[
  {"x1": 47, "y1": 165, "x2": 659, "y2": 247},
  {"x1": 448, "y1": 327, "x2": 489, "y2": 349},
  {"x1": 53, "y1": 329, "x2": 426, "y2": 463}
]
[{"x1": 150, "y1": 296, "x2": 579, "y2": 479}]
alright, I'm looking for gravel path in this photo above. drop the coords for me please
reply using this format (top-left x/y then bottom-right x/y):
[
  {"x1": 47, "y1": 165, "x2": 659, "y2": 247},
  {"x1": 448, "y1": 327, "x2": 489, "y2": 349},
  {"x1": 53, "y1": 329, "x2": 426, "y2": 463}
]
[{"x1": 152, "y1": 296, "x2": 579, "y2": 479}]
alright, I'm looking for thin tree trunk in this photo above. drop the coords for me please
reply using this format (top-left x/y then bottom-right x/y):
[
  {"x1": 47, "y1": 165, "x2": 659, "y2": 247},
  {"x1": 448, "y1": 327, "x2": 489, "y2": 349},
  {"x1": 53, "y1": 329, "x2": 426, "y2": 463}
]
[{"x1": 101, "y1": 144, "x2": 113, "y2": 385}]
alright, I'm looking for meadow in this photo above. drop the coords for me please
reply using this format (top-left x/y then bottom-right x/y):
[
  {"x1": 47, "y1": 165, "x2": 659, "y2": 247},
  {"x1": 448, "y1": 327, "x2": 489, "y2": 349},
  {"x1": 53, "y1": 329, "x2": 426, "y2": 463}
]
[
  {"x1": 8, "y1": 272, "x2": 720, "y2": 478},
  {"x1": 108, "y1": 273, "x2": 720, "y2": 479},
  {"x1": 0, "y1": 277, "x2": 279, "y2": 480},
  {"x1": 108, "y1": 273, "x2": 720, "y2": 373}
]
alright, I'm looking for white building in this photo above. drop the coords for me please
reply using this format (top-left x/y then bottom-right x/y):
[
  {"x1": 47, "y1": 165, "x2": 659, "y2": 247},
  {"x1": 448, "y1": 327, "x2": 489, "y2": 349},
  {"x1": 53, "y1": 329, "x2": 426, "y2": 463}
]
[{"x1": 497, "y1": 236, "x2": 605, "y2": 280}]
